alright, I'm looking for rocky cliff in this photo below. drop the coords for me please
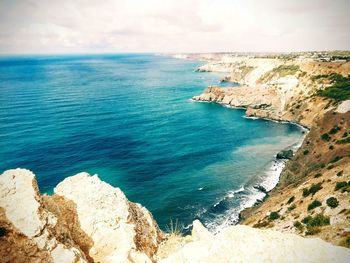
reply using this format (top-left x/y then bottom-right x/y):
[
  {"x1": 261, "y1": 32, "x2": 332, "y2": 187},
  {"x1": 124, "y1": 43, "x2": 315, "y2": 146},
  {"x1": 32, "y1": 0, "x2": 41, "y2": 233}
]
[
  {"x1": 0, "y1": 169, "x2": 163, "y2": 263},
  {"x1": 1, "y1": 169, "x2": 350, "y2": 262},
  {"x1": 190, "y1": 53, "x2": 350, "y2": 247}
]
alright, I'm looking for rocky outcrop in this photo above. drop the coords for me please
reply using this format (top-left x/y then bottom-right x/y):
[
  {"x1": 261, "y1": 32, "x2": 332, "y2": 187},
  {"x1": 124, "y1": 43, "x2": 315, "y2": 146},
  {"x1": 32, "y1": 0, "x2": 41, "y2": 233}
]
[
  {"x1": 1, "y1": 169, "x2": 350, "y2": 262},
  {"x1": 0, "y1": 169, "x2": 163, "y2": 263},
  {"x1": 159, "y1": 220, "x2": 350, "y2": 263},
  {"x1": 0, "y1": 169, "x2": 88, "y2": 263}
]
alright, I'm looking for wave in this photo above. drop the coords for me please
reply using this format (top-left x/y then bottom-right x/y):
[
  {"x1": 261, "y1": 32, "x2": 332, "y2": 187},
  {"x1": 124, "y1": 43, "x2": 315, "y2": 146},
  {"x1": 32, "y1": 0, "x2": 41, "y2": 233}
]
[{"x1": 195, "y1": 132, "x2": 306, "y2": 233}]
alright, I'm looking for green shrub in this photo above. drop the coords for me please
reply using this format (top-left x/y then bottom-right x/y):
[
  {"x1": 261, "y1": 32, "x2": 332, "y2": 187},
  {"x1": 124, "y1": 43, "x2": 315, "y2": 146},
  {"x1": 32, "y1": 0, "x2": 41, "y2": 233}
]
[
  {"x1": 316, "y1": 73, "x2": 350, "y2": 101},
  {"x1": 329, "y1": 145, "x2": 334, "y2": 150},
  {"x1": 293, "y1": 221, "x2": 303, "y2": 231},
  {"x1": 330, "y1": 156, "x2": 343, "y2": 163},
  {"x1": 321, "y1": 133, "x2": 331, "y2": 141},
  {"x1": 343, "y1": 132, "x2": 348, "y2": 138},
  {"x1": 327, "y1": 164, "x2": 334, "y2": 170},
  {"x1": 326, "y1": 197, "x2": 339, "y2": 208},
  {"x1": 336, "y1": 171, "x2": 343, "y2": 177},
  {"x1": 269, "y1": 211, "x2": 280, "y2": 220},
  {"x1": 309, "y1": 183, "x2": 323, "y2": 195},
  {"x1": 302, "y1": 214, "x2": 330, "y2": 229},
  {"x1": 335, "y1": 181, "x2": 349, "y2": 191},
  {"x1": 287, "y1": 196, "x2": 295, "y2": 204},
  {"x1": 302, "y1": 216, "x2": 312, "y2": 224},
  {"x1": 314, "y1": 173, "x2": 322, "y2": 178},
  {"x1": 253, "y1": 220, "x2": 270, "y2": 228},
  {"x1": 329, "y1": 126, "x2": 341, "y2": 134},
  {"x1": 302, "y1": 188, "x2": 310, "y2": 197},
  {"x1": 308, "y1": 213, "x2": 330, "y2": 226},
  {"x1": 288, "y1": 204, "x2": 296, "y2": 211},
  {"x1": 303, "y1": 150, "x2": 309, "y2": 155},
  {"x1": 0, "y1": 227, "x2": 6, "y2": 237},
  {"x1": 336, "y1": 137, "x2": 350, "y2": 144},
  {"x1": 308, "y1": 200, "x2": 322, "y2": 211},
  {"x1": 342, "y1": 236, "x2": 350, "y2": 248}
]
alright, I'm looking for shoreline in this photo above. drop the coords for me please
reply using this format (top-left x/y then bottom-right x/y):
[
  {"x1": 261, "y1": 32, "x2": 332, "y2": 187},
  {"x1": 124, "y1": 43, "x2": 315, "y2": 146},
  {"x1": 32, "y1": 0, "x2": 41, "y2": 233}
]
[
  {"x1": 190, "y1": 98, "x2": 310, "y2": 131},
  {"x1": 190, "y1": 96, "x2": 308, "y2": 230},
  {"x1": 186, "y1": 58, "x2": 310, "y2": 230}
]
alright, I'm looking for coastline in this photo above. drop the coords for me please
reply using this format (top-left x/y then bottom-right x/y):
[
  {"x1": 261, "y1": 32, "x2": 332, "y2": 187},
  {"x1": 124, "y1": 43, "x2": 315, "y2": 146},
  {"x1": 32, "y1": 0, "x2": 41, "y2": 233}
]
[
  {"x1": 183, "y1": 53, "x2": 350, "y2": 247},
  {"x1": 189, "y1": 85, "x2": 309, "y2": 230}
]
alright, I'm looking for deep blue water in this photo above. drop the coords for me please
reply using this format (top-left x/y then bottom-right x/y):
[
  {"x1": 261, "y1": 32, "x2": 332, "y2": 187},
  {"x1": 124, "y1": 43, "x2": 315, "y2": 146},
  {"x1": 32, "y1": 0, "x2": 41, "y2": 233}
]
[{"x1": 0, "y1": 54, "x2": 304, "y2": 231}]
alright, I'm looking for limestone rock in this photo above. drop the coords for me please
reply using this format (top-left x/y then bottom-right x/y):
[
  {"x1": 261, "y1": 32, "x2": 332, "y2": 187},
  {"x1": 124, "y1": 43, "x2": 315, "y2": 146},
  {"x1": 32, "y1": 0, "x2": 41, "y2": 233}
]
[
  {"x1": 0, "y1": 169, "x2": 163, "y2": 263},
  {"x1": 0, "y1": 169, "x2": 88, "y2": 263},
  {"x1": 160, "y1": 222, "x2": 350, "y2": 263},
  {"x1": 54, "y1": 172, "x2": 163, "y2": 263},
  {"x1": 336, "y1": 100, "x2": 350, "y2": 113}
]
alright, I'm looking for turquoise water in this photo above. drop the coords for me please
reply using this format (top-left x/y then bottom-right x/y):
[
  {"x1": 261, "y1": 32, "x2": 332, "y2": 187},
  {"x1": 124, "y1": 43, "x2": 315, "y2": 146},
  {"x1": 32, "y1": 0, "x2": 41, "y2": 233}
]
[{"x1": 0, "y1": 54, "x2": 304, "y2": 231}]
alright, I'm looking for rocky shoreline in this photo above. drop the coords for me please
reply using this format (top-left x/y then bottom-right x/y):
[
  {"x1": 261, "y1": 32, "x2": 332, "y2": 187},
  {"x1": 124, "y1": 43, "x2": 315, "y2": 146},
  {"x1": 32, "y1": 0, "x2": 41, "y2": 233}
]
[{"x1": 183, "y1": 52, "x2": 350, "y2": 248}]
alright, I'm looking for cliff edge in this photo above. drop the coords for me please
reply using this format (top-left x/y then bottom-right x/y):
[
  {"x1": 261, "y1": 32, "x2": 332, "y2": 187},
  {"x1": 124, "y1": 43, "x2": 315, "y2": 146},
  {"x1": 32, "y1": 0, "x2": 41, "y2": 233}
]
[
  {"x1": 1, "y1": 169, "x2": 350, "y2": 262},
  {"x1": 0, "y1": 169, "x2": 163, "y2": 263}
]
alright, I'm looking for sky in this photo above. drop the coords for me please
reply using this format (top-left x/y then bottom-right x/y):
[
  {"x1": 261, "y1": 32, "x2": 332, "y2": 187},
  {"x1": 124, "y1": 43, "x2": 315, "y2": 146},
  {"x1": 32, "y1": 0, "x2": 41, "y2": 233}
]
[{"x1": 0, "y1": 0, "x2": 349, "y2": 54}]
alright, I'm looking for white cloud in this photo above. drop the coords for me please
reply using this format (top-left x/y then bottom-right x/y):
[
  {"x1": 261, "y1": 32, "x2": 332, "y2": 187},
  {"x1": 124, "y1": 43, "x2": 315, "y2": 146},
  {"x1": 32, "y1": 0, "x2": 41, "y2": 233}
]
[{"x1": 0, "y1": 0, "x2": 349, "y2": 54}]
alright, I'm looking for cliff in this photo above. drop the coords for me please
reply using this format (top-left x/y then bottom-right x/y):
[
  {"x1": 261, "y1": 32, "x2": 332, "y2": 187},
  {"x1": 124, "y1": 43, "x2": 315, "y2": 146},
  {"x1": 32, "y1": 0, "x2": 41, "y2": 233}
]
[
  {"x1": 190, "y1": 53, "x2": 350, "y2": 247},
  {"x1": 1, "y1": 169, "x2": 350, "y2": 262},
  {"x1": 0, "y1": 169, "x2": 163, "y2": 263}
]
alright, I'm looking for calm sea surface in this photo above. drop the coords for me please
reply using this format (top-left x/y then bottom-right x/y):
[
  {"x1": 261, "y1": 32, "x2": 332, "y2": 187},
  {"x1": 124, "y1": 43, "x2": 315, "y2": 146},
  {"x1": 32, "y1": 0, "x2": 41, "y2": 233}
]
[{"x1": 0, "y1": 54, "x2": 304, "y2": 231}]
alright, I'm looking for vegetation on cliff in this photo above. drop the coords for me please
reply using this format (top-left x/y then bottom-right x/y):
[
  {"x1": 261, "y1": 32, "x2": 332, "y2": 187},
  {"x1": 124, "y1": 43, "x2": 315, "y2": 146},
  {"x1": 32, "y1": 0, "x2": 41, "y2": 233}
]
[{"x1": 314, "y1": 73, "x2": 350, "y2": 101}]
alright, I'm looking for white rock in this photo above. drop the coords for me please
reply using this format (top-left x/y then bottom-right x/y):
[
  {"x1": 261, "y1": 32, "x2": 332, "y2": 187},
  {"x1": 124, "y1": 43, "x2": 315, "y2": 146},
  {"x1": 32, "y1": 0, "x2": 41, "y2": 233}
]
[
  {"x1": 336, "y1": 100, "x2": 350, "y2": 113},
  {"x1": 0, "y1": 169, "x2": 44, "y2": 237},
  {"x1": 161, "y1": 223, "x2": 350, "y2": 263},
  {"x1": 54, "y1": 172, "x2": 160, "y2": 263},
  {"x1": 0, "y1": 169, "x2": 88, "y2": 263}
]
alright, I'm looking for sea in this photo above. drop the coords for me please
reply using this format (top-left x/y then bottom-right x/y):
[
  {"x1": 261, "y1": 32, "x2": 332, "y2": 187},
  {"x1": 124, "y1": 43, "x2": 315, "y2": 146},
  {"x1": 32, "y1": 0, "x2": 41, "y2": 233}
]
[{"x1": 0, "y1": 54, "x2": 305, "y2": 232}]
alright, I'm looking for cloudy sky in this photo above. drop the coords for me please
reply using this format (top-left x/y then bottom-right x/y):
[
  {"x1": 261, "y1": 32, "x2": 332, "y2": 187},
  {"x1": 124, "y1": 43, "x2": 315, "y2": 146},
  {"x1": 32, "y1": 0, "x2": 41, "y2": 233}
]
[{"x1": 0, "y1": 0, "x2": 349, "y2": 54}]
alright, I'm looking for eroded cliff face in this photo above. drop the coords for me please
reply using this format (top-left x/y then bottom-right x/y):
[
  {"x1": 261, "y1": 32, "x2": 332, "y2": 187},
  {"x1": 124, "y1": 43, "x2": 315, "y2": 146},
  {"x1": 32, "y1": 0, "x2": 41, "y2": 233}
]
[
  {"x1": 0, "y1": 169, "x2": 163, "y2": 263},
  {"x1": 192, "y1": 57, "x2": 350, "y2": 128}
]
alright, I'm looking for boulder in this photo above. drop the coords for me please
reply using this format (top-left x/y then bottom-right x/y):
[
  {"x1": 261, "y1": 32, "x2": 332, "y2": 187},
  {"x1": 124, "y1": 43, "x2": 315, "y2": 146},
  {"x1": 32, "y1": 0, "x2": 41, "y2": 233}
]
[{"x1": 276, "y1": 149, "x2": 294, "y2": 160}]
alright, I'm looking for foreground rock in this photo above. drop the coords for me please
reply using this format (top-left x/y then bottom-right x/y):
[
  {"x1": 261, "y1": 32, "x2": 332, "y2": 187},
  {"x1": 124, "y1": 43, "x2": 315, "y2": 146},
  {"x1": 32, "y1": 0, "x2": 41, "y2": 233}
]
[
  {"x1": 0, "y1": 169, "x2": 163, "y2": 263},
  {"x1": 1, "y1": 168, "x2": 350, "y2": 262},
  {"x1": 160, "y1": 220, "x2": 350, "y2": 263}
]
